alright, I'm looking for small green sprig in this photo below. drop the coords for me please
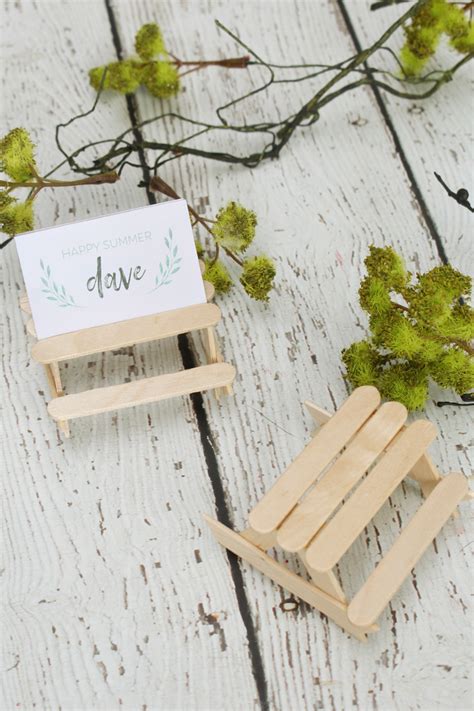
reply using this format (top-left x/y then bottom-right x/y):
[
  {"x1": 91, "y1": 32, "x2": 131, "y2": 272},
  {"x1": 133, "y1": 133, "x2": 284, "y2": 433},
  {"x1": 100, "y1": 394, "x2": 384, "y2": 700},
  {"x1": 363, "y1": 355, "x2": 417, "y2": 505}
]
[
  {"x1": 342, "y1": 245, "x2": 474, "y2": 410},
  {"x1": 400, "y1": 0, "x2": 474, "y2": 76},
  {"x1": 0, "y1": 128, "x2": 36, "y2": 236},
  {"x1": 0, "y1": 127, "x2": 118, "y2": 244},
  {"x1": 201, "y1": 203, "x2": 276, "y2": 302},
  {"x1": 150, "y1": 177, "x2": 276, "y2": 302},
  {"x1": 89, "y1": 22, "x2": 249, "y2": 99}
]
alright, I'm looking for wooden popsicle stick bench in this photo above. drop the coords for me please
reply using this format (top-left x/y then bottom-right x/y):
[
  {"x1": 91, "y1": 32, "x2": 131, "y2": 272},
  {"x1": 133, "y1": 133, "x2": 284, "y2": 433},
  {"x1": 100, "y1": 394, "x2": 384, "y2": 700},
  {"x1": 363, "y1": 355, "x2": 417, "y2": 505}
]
[
  {"x1": 20, "y1": 272, "x2": 235, "y2": 437},
  {"x1": 206, "y1": 386, "x2": 471, "y2": 640}
]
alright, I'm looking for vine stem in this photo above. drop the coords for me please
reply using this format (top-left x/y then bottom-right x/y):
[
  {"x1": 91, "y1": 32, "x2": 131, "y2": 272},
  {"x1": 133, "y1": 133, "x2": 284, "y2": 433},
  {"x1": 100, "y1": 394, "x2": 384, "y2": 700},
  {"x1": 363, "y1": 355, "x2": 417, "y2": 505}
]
[
  {"x1": 168, "y1": 52, "x2": 250, "y2": 77},
  {"x1": 149, "y1": 175, "x2": 244, "y2": 267},
  {"x1": 0, "y1": 171, "x2": 119, "y2": 191}
]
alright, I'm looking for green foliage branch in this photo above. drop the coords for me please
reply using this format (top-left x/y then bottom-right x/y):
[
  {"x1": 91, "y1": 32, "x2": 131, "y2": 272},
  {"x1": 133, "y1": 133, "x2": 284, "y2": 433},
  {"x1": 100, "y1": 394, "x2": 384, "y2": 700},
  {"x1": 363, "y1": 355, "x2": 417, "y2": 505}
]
[
  {"x1": 65, "y1": 2, "x2": 472, "y2": 177},
  {"x1": 2, "y1": 3, "x2": 473, "y2": 303},
  {"x1": 342, "y1": 246, "x2": 474, "y2": 410},
  {"x1": 89, "y1": 22, "x2": 250, "y2": 99}
]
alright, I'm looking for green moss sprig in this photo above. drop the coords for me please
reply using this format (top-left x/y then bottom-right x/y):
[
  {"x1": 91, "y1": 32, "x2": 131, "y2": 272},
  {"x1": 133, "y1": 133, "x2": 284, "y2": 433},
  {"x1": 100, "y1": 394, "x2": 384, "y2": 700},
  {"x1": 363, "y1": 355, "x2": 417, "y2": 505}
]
[
  {"x1": 342, "y1": 245, "x2": 474, "y2": 410},
  {"x1": 149, "y1": 177, "x2": 276, "y2": 302},
  {"x1": 0, "y1": 127, "x2": 118, "y2": 242},
  {"x1": 199, "y1": 202, "x2": 276, "y2": 302},
  {"x1": 89, "y1": 22, "x2": 249, "y2": 99},
  {"x1": 400, "y1": 0, "x2": 474, "y2": 76}
]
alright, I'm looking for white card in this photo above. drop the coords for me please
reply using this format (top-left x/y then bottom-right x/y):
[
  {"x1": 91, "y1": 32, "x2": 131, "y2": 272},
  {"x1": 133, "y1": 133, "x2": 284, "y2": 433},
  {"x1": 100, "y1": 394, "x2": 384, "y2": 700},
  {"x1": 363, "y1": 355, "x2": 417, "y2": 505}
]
[{"x1": 16, "y1": 199, "x2": 206, "y2": 340}]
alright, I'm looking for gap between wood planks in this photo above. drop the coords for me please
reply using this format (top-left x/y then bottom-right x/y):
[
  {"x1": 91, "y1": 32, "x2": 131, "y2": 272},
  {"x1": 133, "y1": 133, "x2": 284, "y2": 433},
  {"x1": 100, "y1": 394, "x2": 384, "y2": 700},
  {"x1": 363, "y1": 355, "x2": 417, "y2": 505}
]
[
  {"x1": 336, "y1": 0, "x2": 450, "y2": 265},
  {"x1": 103, "y1": 1, "x2": 270, "y2": 708}
]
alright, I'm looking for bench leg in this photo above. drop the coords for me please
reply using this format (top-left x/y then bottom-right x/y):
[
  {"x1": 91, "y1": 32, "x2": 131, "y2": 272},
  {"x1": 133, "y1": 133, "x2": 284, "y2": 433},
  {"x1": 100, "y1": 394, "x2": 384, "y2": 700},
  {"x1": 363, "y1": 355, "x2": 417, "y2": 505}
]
[
  {"x1": 205, "y1": 516, "x2": 377, "y2": 641},
  {"x1": 410, "y1": 453, "x2": 441, "y2": 498},
  {"x1": 303, "y1": 555, "x2": 347, "y2": 603},
  {"x1": 202, "y1": 327, "x2": 232, "y2": 400},
  {"x1": 46, "y1": 362, "x2": 70, "y2": 438}
]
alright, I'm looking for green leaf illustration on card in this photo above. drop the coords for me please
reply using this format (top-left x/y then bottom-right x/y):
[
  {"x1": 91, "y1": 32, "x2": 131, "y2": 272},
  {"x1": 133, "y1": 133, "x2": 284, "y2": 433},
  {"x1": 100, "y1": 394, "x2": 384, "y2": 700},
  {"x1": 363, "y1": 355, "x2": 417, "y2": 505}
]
[
  {"x1": 151, "y1": 229, "x2": 182, "y2": 291},
  {"x1": 39, "y1": 261, "x2": 80, "y2": 307}
]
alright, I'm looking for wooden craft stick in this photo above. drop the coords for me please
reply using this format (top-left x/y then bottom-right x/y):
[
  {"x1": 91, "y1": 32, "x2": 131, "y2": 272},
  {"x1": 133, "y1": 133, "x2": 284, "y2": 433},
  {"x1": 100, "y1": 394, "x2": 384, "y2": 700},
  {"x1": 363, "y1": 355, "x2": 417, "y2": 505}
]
[
  {"x1": 301, "y1": 553, "x2": 347, "y2": 603},
  {"x1": 410, "y1": 451, "x2": 442, "y2": 498},
  {"x1": 347, "y1": 473, "x2": 468, "y2": 627},
  {"x1": 48, "y1": 363, "x2": 236, "y2": 421},
  {"x1": 306, "y1": 420, "x2": 437, "y2": 572},
  {"x1": 19, "y1": 293, "x2": 32, "y2": 315},
  {"x1": 43, "y1": 364, "x2": 69, "y2": 436},
  {"x1": 32, "y1": 303, "x2": 221, "y2": 364},
  {"x1": 205, "y1": 516, "x2": 377, "y2": 641},
  {"x1": 277, "y1": 401, "x2": 407, "y2": 552},
  {"x1": 304, "y1": 400, "x2": 332, "y2": 426},
  {"x1": 249, "y1": 386, "x2": 381, "y2": 534}
]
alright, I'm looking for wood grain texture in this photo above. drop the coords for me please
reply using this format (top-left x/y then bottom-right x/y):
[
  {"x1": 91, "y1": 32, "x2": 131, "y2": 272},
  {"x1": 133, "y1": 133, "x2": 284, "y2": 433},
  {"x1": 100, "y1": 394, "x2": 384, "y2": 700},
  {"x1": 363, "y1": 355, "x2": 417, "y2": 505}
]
[
  {"x1": 1, "y1": 0, "x2": 473, "y2": 709},
  {"x1": 31, "y1": 303, "x2": 222, "y2": 363},
  {"x1": 347, "y1": 472, "x2": 469, "y2": 628}
]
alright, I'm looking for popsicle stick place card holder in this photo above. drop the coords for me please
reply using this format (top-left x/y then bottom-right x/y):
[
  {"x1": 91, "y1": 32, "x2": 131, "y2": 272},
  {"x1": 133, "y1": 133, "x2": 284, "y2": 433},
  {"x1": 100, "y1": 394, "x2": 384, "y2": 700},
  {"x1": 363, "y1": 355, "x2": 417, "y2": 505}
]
[
  {"x1": 16, "y1": 200, "x2": 235, "y2": 437},
  {"x1": 206, "y1": 386, "x2": 471, "y2": 640}
]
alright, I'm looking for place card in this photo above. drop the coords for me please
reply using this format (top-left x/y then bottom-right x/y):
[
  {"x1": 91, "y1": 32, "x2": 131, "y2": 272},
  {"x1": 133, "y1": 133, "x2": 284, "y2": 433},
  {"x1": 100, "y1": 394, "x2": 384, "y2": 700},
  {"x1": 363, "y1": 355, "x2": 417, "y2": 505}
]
[{"x1": 16, "y1": 199, "x2": 206, "y2": 339}]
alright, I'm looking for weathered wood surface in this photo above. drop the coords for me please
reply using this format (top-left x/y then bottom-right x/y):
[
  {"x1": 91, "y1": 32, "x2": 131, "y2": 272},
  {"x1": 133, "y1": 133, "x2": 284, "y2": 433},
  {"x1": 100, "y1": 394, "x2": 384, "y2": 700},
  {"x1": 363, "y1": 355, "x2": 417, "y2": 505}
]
[{"x1": 1, "y1": 1, "x2": 472, "y2": 710}]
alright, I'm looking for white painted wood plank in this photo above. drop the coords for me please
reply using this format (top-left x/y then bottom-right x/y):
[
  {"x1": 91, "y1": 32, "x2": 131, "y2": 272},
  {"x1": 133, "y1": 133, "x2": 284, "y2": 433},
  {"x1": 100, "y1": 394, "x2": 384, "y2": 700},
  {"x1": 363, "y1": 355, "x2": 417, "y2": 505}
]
[
  {"x1": 0, "y1": 2, "x2": 257, "y2": 709},
  {"x1": 2, "y1": 0, "x2": 473, "y2": 709},
  {"x1": 110, "y1": 0, "x2": 473, "y2": 708}
]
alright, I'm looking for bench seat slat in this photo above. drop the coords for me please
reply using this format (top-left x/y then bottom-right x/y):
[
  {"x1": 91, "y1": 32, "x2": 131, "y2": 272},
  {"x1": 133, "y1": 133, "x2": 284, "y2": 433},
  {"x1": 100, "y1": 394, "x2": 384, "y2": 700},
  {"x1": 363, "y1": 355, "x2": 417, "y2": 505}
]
[
  {"x1": 347, "y1": 473, "x2": 468, "y2": 627},
  {"x1": 32, "y1": 302, "x2": 219, "y2": 364},
  {"x1": 248, "y1": 386, "x2": 381, "y2": 535},
  {"x1": 277, "y1": 401, "x2": 407, "y2": 552},
  {"x1": 48, "y1": 362, "x2": 235, "y2": 420},
  {"x1": 306, "y1": 419, "x2": 437, "y2": 572}
]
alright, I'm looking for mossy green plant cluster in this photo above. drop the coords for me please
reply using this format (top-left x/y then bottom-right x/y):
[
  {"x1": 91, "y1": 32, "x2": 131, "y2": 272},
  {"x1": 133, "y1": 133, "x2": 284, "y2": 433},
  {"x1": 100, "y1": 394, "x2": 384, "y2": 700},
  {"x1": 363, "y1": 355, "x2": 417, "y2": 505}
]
[
  {"x1": 400, "y1": 0, "x2": 474, "y2": 76},
  {"x1": 0, "y1": 128, "x2": 35, "y2": 235},
  {"x1": 202, "y1": 201, "x2": 276, "y2": 302},
  {"x1": 89, "y1": 23, "x2": 180, "y2": 98},
  {"x1": 342, "y1": 245, "x2": 474, "y2": 410}
]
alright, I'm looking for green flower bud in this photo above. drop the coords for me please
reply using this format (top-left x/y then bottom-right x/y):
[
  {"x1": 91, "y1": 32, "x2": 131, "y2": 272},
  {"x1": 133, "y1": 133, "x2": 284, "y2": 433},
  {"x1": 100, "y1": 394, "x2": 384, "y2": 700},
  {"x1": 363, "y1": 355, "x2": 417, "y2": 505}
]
[
  {"x1": 212, "y1": 202, "x2": 257, "y2": 253},
  {"x1": 436, "y1": 303, "x2": 474, "y2": 342},
  {"x1": 0, "y1": 128, "x2": 37, "y2": 182},
  {"x1": 135, "y1": 23, "x2": 166, "y2": 60},
  {"x1": 400, "y1": 0, "x2": 473, "y2": 74},
  {"x1": 359, "y1": 276, "x2": 392, "y2": 315},
  {"x1": 203, "y1": 259, "x2": 233, "y2": 295},
  {"x1": 109, "y1": 60, "x2": 142, "y2": 94},
  {"x1": 0, "y1": 197, "x2": 34, "y2": 235},
  {"x1": 411, "y1": 264, "x2": 471, "y2": 326},
  {"x1": 0, "y1": 190, "x2": 15, "y2": 211},
  {"x1": 400, "y1": 46, "x2": 429, "y2": 76},
  {"x1": 364, "y1": 245, "x2": 409, "y2": 290},
  {"x1": 89, "y1": 65, "x2": 111, "y2": 91},
  {"x1": 378, "y1": 363, "x2": 429, "y2": 411},
  {"x1": 141, "y1": 60, "x2": 180, "y2": 98},
  {"x1": 240, "y1": 255, "x2": 276, "y2": 302},
  {"x1": 385, "y1": 315, "x2": 425, "y2": 358},
  {"x1": 342, "y1": 340, "x2": 382, "y2": 388},
  {"x1": 450, "y1": 21, "x2": 474, "y2": 54},
  {"x1": 430, "y1": 348, "x2": 474, "y2": 393}
]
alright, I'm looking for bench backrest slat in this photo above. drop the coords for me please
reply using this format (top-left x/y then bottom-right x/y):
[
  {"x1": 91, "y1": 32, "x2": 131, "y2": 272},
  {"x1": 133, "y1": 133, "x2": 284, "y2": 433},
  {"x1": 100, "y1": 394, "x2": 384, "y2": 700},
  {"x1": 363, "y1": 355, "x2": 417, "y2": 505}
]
[
  {"x1": 306, "y1": 419, "x2": 437, "y2": 572},
  {"x1": 276, "y1": 401, "x2": 407, "y2": 552},
  {"x1": 32, "y1": 302, "x2": 220, "y2": 364},
  {"x1": 347, "y1": 473, "x2": 468, "y2": 627},
  {"x1": 248, "y1": 386, "x2": 381, "y2": 534}
]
